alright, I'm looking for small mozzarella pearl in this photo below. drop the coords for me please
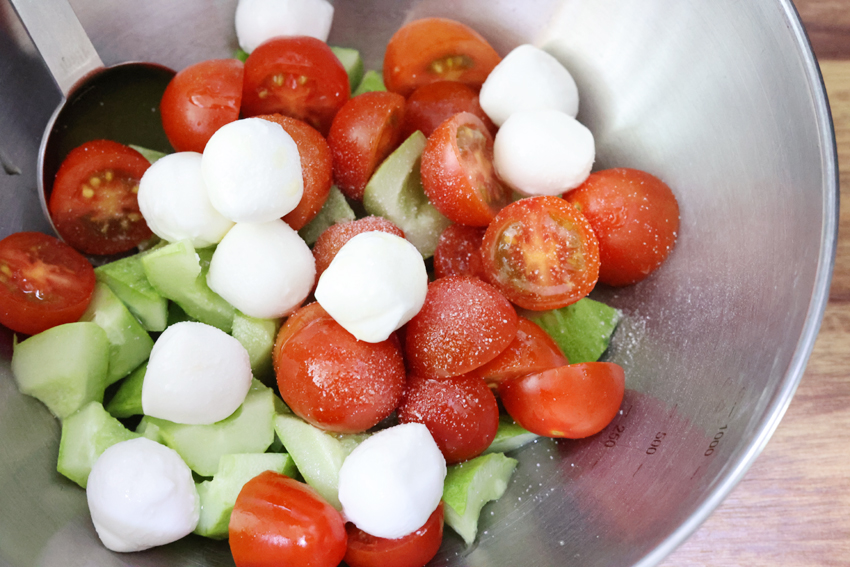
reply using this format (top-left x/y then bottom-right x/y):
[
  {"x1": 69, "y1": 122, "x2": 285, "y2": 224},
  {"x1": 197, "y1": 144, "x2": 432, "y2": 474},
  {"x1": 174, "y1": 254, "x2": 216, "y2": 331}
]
[
  {"x1": 137, "y1": 152, "x2": 234, "y2": 248},
  {"x1": 235, "y1": 0, "x2": 334, "y2": 53},
  {"x1": 207, "y1": 219, "x2": 315, "y2": 319},
  {"x1": 202, "y1": 118, "x2": 303, "y2": 224},
  {"x1": 87, "y1": 438, "x2": 199, "y2": 552},
  {"x1": 315, "y1": 231, "x2": 427, "y2": 343},
  {"x1": 339, "y1": 423, "x2": 446, "y2": 539},
  {"x1": 479, "y1": 44, "x2": 579, "y2": 127},
  {"x1": 494, "y1": 109, "x2": 595, "y2": 196},
  {"x1": 142, "y1": 321, "x2": 253, "y2": 425}
]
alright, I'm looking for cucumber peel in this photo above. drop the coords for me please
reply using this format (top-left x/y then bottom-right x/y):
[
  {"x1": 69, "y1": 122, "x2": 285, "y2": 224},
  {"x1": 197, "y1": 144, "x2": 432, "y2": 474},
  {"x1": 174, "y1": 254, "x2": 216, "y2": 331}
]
[
  {"x1": 298, "y1": 185, "x2": 356, "y2": 245},
  {"x1": 105, "y1": 361, "x2": 146, "y2": 419},
  {"x1": 526, "y1": 297, "x2": 621, "y2": 363}
]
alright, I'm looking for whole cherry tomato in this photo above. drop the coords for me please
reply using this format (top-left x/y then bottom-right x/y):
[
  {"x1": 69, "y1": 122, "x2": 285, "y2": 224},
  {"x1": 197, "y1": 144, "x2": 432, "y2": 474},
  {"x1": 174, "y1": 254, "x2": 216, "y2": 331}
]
[
  {"x1": 344, "y1": 503, "x2": 445, "y2": 567},
  {"x1": 401, "y1": 81, "x2": 496, "y2": 140}
]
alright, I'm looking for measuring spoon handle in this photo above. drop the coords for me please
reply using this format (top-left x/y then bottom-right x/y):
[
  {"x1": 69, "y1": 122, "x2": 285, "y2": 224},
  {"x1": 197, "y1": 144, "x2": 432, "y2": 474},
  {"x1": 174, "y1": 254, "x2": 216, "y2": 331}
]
[{"x1": 8, "y1": 0, "x2": 104, "y2": 98}]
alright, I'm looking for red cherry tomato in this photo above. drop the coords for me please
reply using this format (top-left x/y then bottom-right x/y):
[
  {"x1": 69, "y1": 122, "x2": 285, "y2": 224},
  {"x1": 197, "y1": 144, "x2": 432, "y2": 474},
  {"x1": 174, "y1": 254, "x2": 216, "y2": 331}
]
[
  {"x1": 383, "y1": 18, "x2": 501, "y2": 97},
  {"x1": 398, "y1": 373, "x2": 499, "y2": 464},
  {"x1": 465, "y1": 316, "x2": 567, "y2": 388},
  {"x1": 328, "y1": 91, "x2": 406, "y2": 201},
  {"x1": 274, "y1": 302, "x2": 406, "y2": 433},
  {"x1": 404, "y1": 276, "x2": 518, "y2": 379},
  {"x1": 159, "y1": 58, "x2": 243, "y2": 153},
  {"x1": 565, "y1": 168, "x2": 680, "y2": 286},
  {"x1": 498, "y1": 362, "x2": 625, "y2": 439},
  {"x1": 433, "y1": 224, "x2": 486, "y2": 280},
  {"x1": 255, "y1": 114, "x2": 333, "y2": 230},
  {"x1": 420, "y1": 112, "x2": 509, "y2": 227},
  {"x1": 0, "y1": 231, "x2": 95, "y2": 335},
  {"x1": 229, "y1": 470, "x2": 347, "y2": 567},
  {"x1": 481, "y1": 196, "x2": 600, "y2": 311},
  {"x1": 242, "y1": 36, "x2": 350, "y2": 135},
  {"x1": 48, "y1": 140, "x2": 153, "y2": 256},
  {"x1": 401, "y1": 81, "x2": 496, "y2": 140},
  {"x1": 344, "y1": 503, "x2": 444, "y2": 567},
  {"x1": 312, "y1": 217, "x2": 404, "y2": 281}
]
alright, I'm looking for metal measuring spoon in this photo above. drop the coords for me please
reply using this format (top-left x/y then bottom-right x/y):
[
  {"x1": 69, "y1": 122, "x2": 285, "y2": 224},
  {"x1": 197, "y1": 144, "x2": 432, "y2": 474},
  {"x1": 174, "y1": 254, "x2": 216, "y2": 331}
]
[{"x1": 9, "y1": 0, "x2": 174, "y2": 242}]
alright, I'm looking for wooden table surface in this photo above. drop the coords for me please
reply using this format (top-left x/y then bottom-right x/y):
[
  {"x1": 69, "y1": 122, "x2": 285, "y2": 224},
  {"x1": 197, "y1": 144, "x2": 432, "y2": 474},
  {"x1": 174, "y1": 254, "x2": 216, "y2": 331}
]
[{"x1": 661, "y1": 2, "x2": 850, "y2": 565}]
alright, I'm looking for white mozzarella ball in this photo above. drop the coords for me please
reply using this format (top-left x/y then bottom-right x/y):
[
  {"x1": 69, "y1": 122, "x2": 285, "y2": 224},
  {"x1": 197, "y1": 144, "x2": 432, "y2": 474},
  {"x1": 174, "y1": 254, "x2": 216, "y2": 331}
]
[
  {"x1": 202, "y1": 118, "x2": 303, "y2": 224},
  {"x1": 494, "y1": 109, "x2": 595, "y2": 196},
  {"x1": 235, "y1": 0, "x2": 334, "y2": 53},
  {"x1": 339, "y1": 423, "x2": 446, "y2": 539},
  {"x1": 479, "y1": 44, "x2": 579, "y2": 127},
  {"x1": 207, "y1": 220, "x2": 315, "y2": 319},
  {"x1": 315, "y1": 232, "x2": 427, "y2": 343},
  {"x1": 87, "y1": 437, "x2": 199, "y2": 552},
  {"x1": 142, "y1": 322, "x2": 253, "y2": 425},
  {"x1": 137, "y1": 152, "x2": 234, "y2": 248}
]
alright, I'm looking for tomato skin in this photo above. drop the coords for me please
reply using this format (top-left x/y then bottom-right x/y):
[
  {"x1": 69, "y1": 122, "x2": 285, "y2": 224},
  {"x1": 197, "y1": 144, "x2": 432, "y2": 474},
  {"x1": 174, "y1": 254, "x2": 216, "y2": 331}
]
[
  {"x1": 404, "y1": 276, "x2": 518, "y2": 379},
  {"x1": 433, "y1": 224, "x2": 486, "y2": 280},
  {"x1": 312, "y1": 216, "x2": 404, "y2": 281},
  {"x1": 160, "y1": 58, "x2": 243, "y2": 153},
  {"x1": 401, "y1": 81, "x2": 496, "y2": 140},
  {"x1": 421, "y1": 112, "x2": 509, "y2": 227},
  {"x1": 328, "y1": 91, "x2": 406, "y2": 201},
  {"x1": 274, "y1": 302, "x2": 406, "y2": 433},
  {"x1": 242, "y1": 36, "x2": 350, "y2": 135},
  {"x1": 565, "y1": 168, "x2": 680, "y2": 286},
  {"x1": 498, "y1": 362, "x2": 625, "y2": 439},
  {"x1": 0, "y1": 232, "x2": 95, "y2": 335},
  {"x1": 229, "y1": 471, "x2": 347, "y2": 567},
  {"x1": 465, "y1": 316, "x2": 567, "y2": 387},
  {"x1": 399, "y1": 373, "x2": 499, "y2": 464},
  {"x1": 344, "y1": 503, "x2": 444, "y2": 567},
  {"x1": 383, "y1": 18, "x2": 501, "y2": 97},
  {"x1": 481, "y1": 196, "x2": 600, "y2": 311},
  {"x1": 49, "y1": 140, "x2": 153, "y2": 256},
  {"x1": 255, "y1": 114, "x2": 333, "y2": 230}
]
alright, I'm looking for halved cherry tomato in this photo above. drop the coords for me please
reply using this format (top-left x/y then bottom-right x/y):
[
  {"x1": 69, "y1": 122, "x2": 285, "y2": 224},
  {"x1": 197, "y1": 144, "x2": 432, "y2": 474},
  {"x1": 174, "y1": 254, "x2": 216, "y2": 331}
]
[
  {"x1": 465, "y1": 316, "x2": 567, "y2": 387},
  {"x1": 481, "y1": 196, "x2": 600, "y2": 311},
  {"x1": 398, "y1": 373, "x2": 499, "y2": 464},
  {"x1": 565, "y1": 168, "x2": 680, "y2": 286},
  {"x1": 420, "y1": 112, "x2": 509, "y2": 226},
  {"x1": 433, "y1": 224, "x2": 486, "y2": 280},
  {"x1": 255, "y1": 114, "x2": 333, "y2": 230},
  {"x1": 0, "y1": 231, "x2": 95, "y2": 335},
  {"x1": 327, "y1": 91, "x2": 406, "y2": 200},
  {"x1": 404, "y1": 276, "x2": 518, "y2": 379},
  {"x1": 383, "y1": 18, "x2": 501, "y2": 97},
  {"x1": 402, "y1": 81, "x2": 496, "y2": 140},
  {"x1": 242, "y1": 36, "x2": 350, "y2": 135},
  {"x1": 498, "y1": 362, "x2": 625, "y2": 439},
  {"x1": 344, "y1": 503, "x2": 444, "y2": 567},
  {"x1": 49, "y1": 140, "x2": 153, "y2": 256},
  {"x1": 274, "y1": 302, "x2": 405, "y2": 433},
  {"x1": 159, "y1": 58, "x2": 243, "y2": 153},
  {"x1": 229, "y1": 471, "x2": 347, "y2": 567},
  {"x1": 312, "y1": 216, "x2": 404, "y2": 281}
]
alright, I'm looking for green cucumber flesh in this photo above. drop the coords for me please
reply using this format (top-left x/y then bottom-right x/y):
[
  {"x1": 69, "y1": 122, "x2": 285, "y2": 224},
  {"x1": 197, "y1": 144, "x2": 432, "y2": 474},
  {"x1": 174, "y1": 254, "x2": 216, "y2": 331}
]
[
  {"x1": 330, "y1": 46, "x2": 365, "y2": 92},
  {"x1": 484, "y1": 415, "x2": 539, "y2": 455},
  {"x1": 526, "y1": 297, "x2": 621, "y2": 363},
  {"x1": 128, "y1": 144, "x2": 168, "y2": 164},
  {"x1": 105, "y1": 361, "x2": 146, "y2": 419},
  {"x1": 298, "y1": 185, "x2": 356, "y2": 245},
  {"x1": 231, "y1": 312, "x2": 280, "y2": 385},
  {"x1": 94, "y1": 249, "x2": 168, "y2": 332},
  {"x1": 352, "y1": 70, "x2": 386, "y2": 96}
]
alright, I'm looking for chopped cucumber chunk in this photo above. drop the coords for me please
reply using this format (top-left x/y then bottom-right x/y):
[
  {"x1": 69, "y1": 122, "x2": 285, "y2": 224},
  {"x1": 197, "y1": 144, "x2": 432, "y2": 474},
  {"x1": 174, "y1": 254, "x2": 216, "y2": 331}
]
[
  {"x1": 105, "y1": 361, "x2": 146, "y2": 419},
  {"x1": 12, "y1": 322, "x2": 110, "y2": 419},
  {"x1": 95, "y1": 249, "x2": 168, "y2": 332},
  {"x1": 298, "y1": 185, "x2": 356, "y2": 245},
  {"x1": 128, "y1": 144, "x2": 168, "y2": 164},
  {"x1": 527, "y1": 297, "x2": 621, "y2": 363},
  {"x1": 136, "y1": 416, "x2": 164, "y2": 443},
  {"x1": 80, "y1": 282, "x2": 154, "y2": 385},
  {"x1": 363, "y1": 131, "x2": 451, "y2": 258},
  {"x1": 353, "y1": 70, "x2": 386, "y2": 96},
  {"x1": 484, "y1": 415, "x2": 539, "y2": 454},
  {"x1": 141, "y1": 240, "x2": 235, "y2": 333},
  {"x1": 231, "y1": 312, "x2": 280, "y2": 385},
  {"x1": 146, "y1": 379, "x2": 276, "y2": 477},
  {"x1": 57, "y1": 401, "x2": 139, "y2": 488},
  {"x1": 443, "y1": 452, "x2": 518, "y2": 545},
  {"x1": 195, "y1": 453, "x2": 297, "y2": 539},
  {"x1": 330, "y1": 46, "x2": 365, "y2": 92}
]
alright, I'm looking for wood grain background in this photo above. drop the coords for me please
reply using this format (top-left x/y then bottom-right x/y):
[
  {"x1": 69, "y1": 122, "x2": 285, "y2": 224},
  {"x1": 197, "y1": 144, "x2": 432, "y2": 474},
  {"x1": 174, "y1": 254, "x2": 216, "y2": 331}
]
[{"x1": 661, "y1": 1, "x2": 850, "y2": 565}]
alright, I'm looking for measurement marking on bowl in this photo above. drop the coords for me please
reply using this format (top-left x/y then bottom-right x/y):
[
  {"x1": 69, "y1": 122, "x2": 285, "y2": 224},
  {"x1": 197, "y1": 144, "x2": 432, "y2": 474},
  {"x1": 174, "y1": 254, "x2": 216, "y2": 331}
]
[
  {"x1": 690, "y1": 466, "x2": 701, "y2": 480},
  {"x1": 704, "y1": 425, "x2": 728, "y2": 456}
]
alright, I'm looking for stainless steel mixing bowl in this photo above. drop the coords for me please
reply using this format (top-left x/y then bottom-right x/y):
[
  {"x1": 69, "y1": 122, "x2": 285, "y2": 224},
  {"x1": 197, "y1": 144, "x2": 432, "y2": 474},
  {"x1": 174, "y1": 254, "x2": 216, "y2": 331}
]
[{"x1": 0, "y1": 1, "x2": 838, "y2": 566}]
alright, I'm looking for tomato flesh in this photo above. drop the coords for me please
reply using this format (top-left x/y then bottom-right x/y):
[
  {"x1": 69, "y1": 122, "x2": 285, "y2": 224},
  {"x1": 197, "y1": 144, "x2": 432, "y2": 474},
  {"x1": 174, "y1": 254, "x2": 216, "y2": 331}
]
[
  {"x1": 49, "y1": 140, "x2": 153, "y2": 256},
  {"x1": 344, "y1": 503, "x2": 444, "y2": 567},
  {"x1": 229, "y1": 470, "x2": 347, "y2": 567}
]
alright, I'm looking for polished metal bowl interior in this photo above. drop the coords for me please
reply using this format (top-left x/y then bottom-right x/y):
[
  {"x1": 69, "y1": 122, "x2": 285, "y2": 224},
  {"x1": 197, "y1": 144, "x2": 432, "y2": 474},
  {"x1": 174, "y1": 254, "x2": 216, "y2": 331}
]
[{"x1": 0, "y1": 1, "x2": 838, "y2": 566}]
